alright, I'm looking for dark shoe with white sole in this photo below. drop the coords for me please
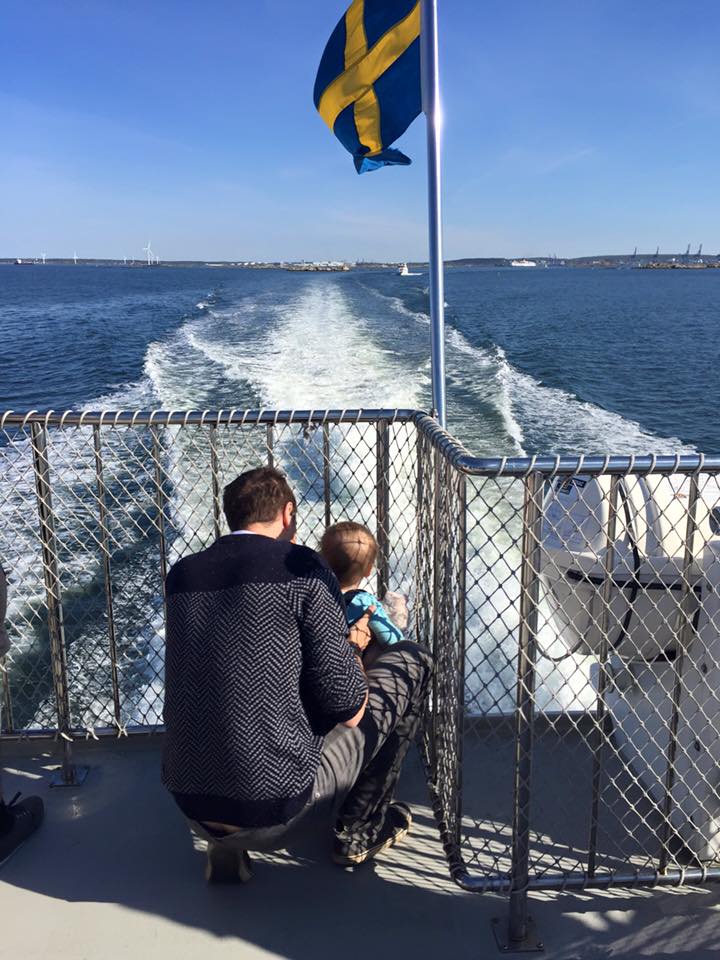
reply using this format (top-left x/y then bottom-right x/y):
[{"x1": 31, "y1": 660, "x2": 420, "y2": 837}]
[
  {"x1": 333, "y1": 802, "x2": 412, "y2": 866},
  {"x1": 0, "y1": 793, "x2": 44, "y2": 868},
  {"x1": 205, "y1": 842, "x2": 253, "y2": 883}
]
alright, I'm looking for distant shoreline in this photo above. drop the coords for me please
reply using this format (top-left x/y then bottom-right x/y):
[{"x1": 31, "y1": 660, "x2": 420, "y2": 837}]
[{"x1": 2, "y1": 254, "x2": 719, "y2": 270}]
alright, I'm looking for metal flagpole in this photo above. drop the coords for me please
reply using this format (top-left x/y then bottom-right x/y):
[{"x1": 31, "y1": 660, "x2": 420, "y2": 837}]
[{"x1": 421, "y1": 0, "x2": 447, "y2": 428}]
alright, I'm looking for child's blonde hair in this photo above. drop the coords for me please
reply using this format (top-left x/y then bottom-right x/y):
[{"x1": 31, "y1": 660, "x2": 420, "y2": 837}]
[{"x1": 320, "y1": 521, "x2": 378, "y2": 589}]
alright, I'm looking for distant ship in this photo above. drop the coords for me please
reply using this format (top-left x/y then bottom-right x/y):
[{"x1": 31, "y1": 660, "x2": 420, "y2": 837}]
[
  {"x1": 510, "y1": 259, "x2": 537, "y2": 268},
  {"x1": 398, "y1": 262, "x2": 421, "y2": 276}
]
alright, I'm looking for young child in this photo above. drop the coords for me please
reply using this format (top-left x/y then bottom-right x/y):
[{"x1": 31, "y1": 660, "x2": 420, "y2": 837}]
[{"x1": 320, "y1": 521, "x2": 407, "y2": 656}]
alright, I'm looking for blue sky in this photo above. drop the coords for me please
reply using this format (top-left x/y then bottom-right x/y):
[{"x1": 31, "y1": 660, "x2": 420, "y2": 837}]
[{"x1": 2, "y1": 0, "x2": 719, "y2": 261}]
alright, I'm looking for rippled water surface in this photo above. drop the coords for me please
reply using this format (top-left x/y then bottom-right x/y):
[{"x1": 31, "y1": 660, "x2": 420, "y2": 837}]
[{"x1": 3, "y1": 263, "x2": 718, "y2": 453}]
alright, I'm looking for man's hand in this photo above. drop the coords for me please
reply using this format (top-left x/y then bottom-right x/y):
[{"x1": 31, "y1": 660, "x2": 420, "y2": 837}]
[
  {"x1": 348, "y1": 606, "x2": 375, "y2": 654},
  {"x1": 343, "y1": 608, "x2": 374, "y2": 727}
]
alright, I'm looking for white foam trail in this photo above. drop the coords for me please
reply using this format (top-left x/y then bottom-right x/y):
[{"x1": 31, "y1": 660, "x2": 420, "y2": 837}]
[
  {"x1": 495, "y1": 346, "x2": 694, "y2": 456},
  {"x1": 0, "y1": 378, "x2": 157, "y2": 628},
  {"x1": 371, "y1": 281, "x2": 692, "y2": 457},
  {"x1": 83, "y1": 376, "x2": 157, "y2": 410},
  {"x1": 182, "y1": 282, "x2": 424, "y2": 602},
  {"x1": 190, "y1": 281, "x2": 424, "y2": 410},
  {"x1": 0, "y1": 372, "x2": 166, "y2": 729},
  {"x1": 137, "y1": 281, "x2": 430, "y2": 720},
  {"x1": 445, "y1": 329, "x2": 526, "y2": 455},
  {"x1": 366, "y1": 284, "x2": 526, "y2": 454}
]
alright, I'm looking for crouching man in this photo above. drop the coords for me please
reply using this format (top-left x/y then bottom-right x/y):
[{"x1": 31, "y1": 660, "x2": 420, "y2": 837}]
[{"x1": 162, "y1": 466, "x2": 432, "y2": 881}]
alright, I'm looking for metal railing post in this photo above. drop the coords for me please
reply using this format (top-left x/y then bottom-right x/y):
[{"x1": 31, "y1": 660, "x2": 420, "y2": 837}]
[
  {"x1": 498, "y1": 470, "x2": 544, "y2": 952},
  {"x1": 376, "y1": 418, "x2": 391, "y2": 599},
  {"x1": 266, "y1": 424, "x2": 274, "y2": 468},
  {"x1": 0, "y1": 657, "x2": 12, "y2": 734},
  {"x1": 31, "y1": 423, "x2": 84, "y2": 786},
  {"x1": 150, "y1": 426, "x2": 169, "y2": 602},
  {"x1": 414, "y1": 431, "x2": 432, "y2": 647},
  {"x1": 93, "y1": 425, "x2": 121, "y2": 729},
  {"x1": 659, "y1": 474, "x2": 700, "y2": 872},
  {"x1": 209, "y1": 424, "x2": 222, "y2": 540},
  {"x1": 322, "y1": 423, "x2": 332, "y2": 528},
  {"x1": 588, "y1": 475, "x2": 619, "y2": 878},
  {"x1": 430, "y1": 447, "x2": 443, "y2": 770},
  {"x1": 453, "y1": 471, "x2": 467, "y2": 851}
]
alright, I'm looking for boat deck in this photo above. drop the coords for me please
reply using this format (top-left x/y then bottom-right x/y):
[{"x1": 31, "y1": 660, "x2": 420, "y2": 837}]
[{"x1": 2, "y1": 736, "x2": 720, "y2": 959}]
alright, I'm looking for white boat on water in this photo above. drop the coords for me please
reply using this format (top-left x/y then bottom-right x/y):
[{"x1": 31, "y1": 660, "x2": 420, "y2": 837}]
[
  {"x1": 511, "y1": 258, "x2": 537, "y2": 267},
  {"x1": 398, "y1": 262, "x2": 422, "y2": 276}
]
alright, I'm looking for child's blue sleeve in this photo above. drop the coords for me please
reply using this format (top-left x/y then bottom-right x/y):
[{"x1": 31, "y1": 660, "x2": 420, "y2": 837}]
[{"x1": 345, "y1": 590, "x2": 404, "y2": 645}]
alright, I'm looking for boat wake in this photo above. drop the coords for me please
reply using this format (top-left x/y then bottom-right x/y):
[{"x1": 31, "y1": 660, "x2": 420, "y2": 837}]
[{"x1": 365, "y1": 280, "x2": 692, "y2": 457}]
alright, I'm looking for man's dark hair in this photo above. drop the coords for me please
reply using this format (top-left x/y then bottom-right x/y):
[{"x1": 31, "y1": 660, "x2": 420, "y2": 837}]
[{"x1": 223, "y1": 467, "x2": 296, "y2": 531}]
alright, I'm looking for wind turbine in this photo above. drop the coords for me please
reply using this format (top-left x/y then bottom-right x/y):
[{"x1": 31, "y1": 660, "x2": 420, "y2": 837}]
[
  {"x1": 41, "y1": 252, "x2": 47, "y2": 265},
  {"x1": 143, "y1": 241, "x2": 153, "y2": 266},
  {"x1": 73, "y1": 251, "x2": 78, "y2": 265}
]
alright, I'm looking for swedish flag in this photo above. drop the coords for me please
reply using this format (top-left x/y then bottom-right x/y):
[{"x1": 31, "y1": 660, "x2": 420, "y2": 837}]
[{"x1": 314, "y1": 0, "x2": 422, "y2": 174}]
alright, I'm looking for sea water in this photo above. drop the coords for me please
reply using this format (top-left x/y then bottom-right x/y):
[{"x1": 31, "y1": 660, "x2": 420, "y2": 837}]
[
  {"x1": 1, "y1": 264, "x2": 717, "y2": 726},
  {"x1": 2, "y1": 264, "x2": 716, "y2": 451}
]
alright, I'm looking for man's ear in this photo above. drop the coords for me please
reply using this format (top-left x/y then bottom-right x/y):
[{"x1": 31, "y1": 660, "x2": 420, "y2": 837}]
[{"x1": 282, "y1": 501, "x2": 295, "y2": 530}]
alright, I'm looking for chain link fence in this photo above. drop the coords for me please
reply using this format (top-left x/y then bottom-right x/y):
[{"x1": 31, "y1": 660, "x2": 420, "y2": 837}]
[
  {"x1": 3, "y1": 408, "x2": 720, "y2": 935},
  {"x1": 0, "y1": 410, "x2": 418, "y2": 747},
  {"x1": 414, "y1": 417, "x2": 720, "y2": 945}
]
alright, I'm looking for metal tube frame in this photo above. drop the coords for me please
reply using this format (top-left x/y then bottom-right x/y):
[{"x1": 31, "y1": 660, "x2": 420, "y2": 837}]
[
  {"x1": 588, "y1": 475, "x2": 620, "y2": 878},
  {"x1": 504, "y1": 471, "x2": 544, "y2": 951},
  {"x1": 93, "y1": 425, "x2": 122, "y2": 729},
  {"x1": 429, "y1": 446, "x2": 443, "y2": 770},
  {"x1": 659, "y1": 473, "x2": 700, "y2": 872},
  {"x1": 0, "y1": 409, "x2": 417, "y2": 428},
  {"x1": 5, "y1": 406, "x2": 718, "y2": 479},
  {"x1": 322, "y1": 424, "x2": 332, "y2": 528},
  {"x1": 150, "y1": 427, "x2": 169, "y2": 614},
  {"x1": 30, "y1": 423, "x2": 80, "y2": 785},
  {"x1": 3, "y1": 408, "x2": 720, "y2": 482},
  {"x1": 209, "y1": 425, "x2": 222, "y2": 540},
  {"x1": 0, "y1": 658, "x2": 12, "y2": 734},
  {"x1": 266, "y1": 424, "x2": 274, "y2": 468},
  {"x1": 414, "y1": 431, "x2": 432, "y2": 648},
  {"x1": 453, "y1": 471, "x2": 467, "y2": 851},
  {"x1": 376, "y1": 419, "x2": 391, "y2": 599}
]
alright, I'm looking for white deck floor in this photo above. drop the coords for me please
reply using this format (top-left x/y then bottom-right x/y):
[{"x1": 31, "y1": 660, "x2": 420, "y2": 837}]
[{"x1": 2, "y1": 736, "x2": 720, "y2": 960}]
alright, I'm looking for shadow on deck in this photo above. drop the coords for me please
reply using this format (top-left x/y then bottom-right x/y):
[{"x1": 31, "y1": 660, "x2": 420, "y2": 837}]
[{"x1": 1, "y1": 735, "x2": 720, "y2": 960}]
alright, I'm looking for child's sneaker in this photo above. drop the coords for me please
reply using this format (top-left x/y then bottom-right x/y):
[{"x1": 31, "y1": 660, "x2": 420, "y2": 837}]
[
  {"x1": 0, "y1": 793, "x2": 44, "y2": 868},
  {"x1": 332, "y1": 802, "x2": 412, "y2": 866}
]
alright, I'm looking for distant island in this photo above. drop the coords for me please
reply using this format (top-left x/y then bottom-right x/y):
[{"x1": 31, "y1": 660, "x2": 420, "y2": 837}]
[{"x1": 3, "y1": 252, "x2": 719, "y2": 270}]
